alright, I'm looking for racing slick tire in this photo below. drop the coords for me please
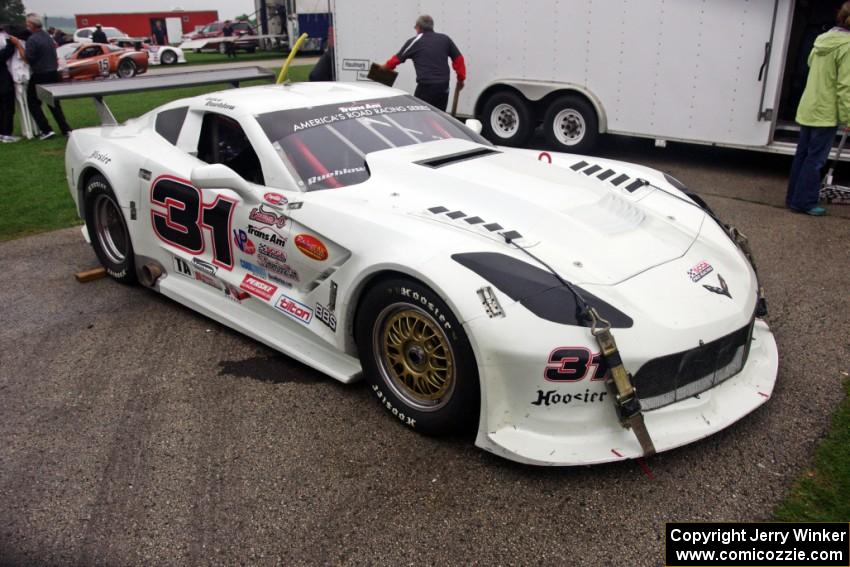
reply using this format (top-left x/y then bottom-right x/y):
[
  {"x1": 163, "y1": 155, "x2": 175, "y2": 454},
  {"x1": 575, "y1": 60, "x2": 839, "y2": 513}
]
[
  {"x1": 117, "y1": 59, "x2": 137, "y2": 79},
  {"x1": 160, "y1": 49, "x2": 177, "y2": 65},
  {"x1": 542, "y1": 94, "x2": 599, "y2": 153},
  {"x1": 355, "y1": 277, "x2": 480, "y2": 436},
  {"x1": 84, "y1": 174, "x2": 137, "y2": 284},
  {"x1": 481, "y1": 90, "x2": 533, "y2": 147}
]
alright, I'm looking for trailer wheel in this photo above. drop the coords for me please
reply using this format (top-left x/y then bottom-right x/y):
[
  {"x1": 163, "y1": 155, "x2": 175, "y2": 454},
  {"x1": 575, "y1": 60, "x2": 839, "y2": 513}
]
[
  {"x1": 543, "y1": 95, "x2": 599, "y2": 153},
  {"x1": 481, "y1": 91, "x2": 533, "y2": 147}
]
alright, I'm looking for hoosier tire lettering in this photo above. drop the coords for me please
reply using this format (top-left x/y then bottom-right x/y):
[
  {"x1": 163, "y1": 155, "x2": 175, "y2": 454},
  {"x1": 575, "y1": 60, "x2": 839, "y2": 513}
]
[{"x1": 372, "y1": 385, "x2": 415, "y2": 427}]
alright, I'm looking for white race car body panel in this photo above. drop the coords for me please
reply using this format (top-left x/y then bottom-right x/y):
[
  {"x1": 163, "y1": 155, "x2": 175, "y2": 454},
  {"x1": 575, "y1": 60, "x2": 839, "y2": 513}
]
[
  {"x1": 146, "y1": 46, "x2": 186, "y2": 65},
  {"x1": 64, "y1": 81, "x2": 779, "y2": 466}
]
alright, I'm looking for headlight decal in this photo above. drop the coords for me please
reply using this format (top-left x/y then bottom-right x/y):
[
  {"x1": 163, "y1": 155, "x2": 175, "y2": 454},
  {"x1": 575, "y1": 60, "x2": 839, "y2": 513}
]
[{"x1": 452, "y1": 252, "x2": 633, "y2": 328}]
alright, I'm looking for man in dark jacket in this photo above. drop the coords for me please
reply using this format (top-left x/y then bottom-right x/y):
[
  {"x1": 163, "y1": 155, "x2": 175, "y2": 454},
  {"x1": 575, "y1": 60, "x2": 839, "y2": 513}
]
[
  {"x1": 91, "y1": 24, "x2": 108, "y2": 44},
  {"x1": 222, "y1": 21, "x2": 236, "y2": 59},
  {"x1": 25, "y1": 13, "x2": 71, "y2": 139},
  {"x1": 151, "y1": 20, "x2": 166, "y2": 46},
  {"x1": 381, "y1": 14, "x2": 466, "y2": 111}
]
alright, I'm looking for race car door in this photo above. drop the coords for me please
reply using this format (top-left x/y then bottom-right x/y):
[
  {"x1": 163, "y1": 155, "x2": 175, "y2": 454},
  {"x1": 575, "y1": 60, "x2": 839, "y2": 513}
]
[{"x1": 141, "y1": 108, "x2": 251, "y2": 301}]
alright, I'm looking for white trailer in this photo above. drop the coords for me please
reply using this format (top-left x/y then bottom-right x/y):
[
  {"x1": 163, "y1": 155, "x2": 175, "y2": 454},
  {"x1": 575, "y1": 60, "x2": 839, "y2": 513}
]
[{"x1": 331, "y1": 0, "x2": 839, "y2": 154}]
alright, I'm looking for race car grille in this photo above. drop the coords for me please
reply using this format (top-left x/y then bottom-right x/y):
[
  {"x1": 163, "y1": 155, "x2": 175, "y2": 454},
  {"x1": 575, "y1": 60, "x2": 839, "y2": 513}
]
[{"x1": 632, "y1": 320, "x2": 754, "y2": 411}]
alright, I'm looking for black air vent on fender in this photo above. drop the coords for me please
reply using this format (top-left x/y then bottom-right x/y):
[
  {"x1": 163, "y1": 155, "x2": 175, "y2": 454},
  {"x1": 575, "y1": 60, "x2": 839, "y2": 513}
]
[{"x1": 416, "y1": 148, "x2": 500, "y2": 168}]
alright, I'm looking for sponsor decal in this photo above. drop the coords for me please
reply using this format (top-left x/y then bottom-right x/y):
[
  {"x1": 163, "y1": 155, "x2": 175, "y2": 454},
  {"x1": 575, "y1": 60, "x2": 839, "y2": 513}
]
[
  {"x1": 247, "y1": 224, "x2": 287, "y2": 247},
  {"x1": 240, "y1": 259, "x2": 268, "y2": 279},
  {"x1": 239, "y1": 274, "x2": 277, "y2": 301},
  {"x1": 275, "y1": 294, "x2": 313, "y2": 325},
  {"x1": 294, "y1": 234, "x2": 329, "y2": 261},
  {"x1": 249, "y1": 204, "x2": 287, "y2": 229},
  {"x1": 194, "y1": 271, "x2": 222, "y2": 290},
  {"x1": 399, "y1": 287, "x2": 451, "y2": 330},
  {"x1": 372, "y1": 384, "x2": 416, "y2": 427},
  {"x1": 173, "y1": 256, "x2": 193, "y2": 278},
  {"x1": 307, "y1": 167, "x2": 366, "y2": 187},
  {"x1": 687, "y1": 260, "x2": 713, "y2": 283},
  {"x1": 267, "y1": 273, "x2": 294, "y2": 288},
  {"x1": 89, "y1": 150, "x2": 111, "y2": 165},
  {"x1": 233, "y1": 229, "x2": 256, "y2": 255},
  {"x1": 258, "y1": 243, "x2": 287, "y2": 262},
  {"x1": 204, "y1": 97, "x2": 235, "y2": 110},
  {"x1": 192, "y1": 258, "x2": 217, "y2": 276},
  {"x1": 315, "y1": 303, "x2": 337, "y2": 332},
  {"x1": 531, "y1": 388, "x2": 608, "y2": 407},
  {"x1": 703, "y1": 273, "x2": 732, "y2": 299},
  {"x1": 257, "y1": 255, "x2": 299, "y2": 281},
  {"x1": 224, "y1": 282, "x2": 249, "y2": 302},
  {"x1": 263, "y1": 192, "x2": 287, "y2": 206},
  {"x1": 545, "y1": 348, "x2": 608, "y2": 382}
]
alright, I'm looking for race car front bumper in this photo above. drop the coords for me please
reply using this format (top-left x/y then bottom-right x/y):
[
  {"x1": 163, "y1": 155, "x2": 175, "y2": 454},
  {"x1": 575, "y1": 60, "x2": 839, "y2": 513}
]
[{"x1": 467, "y1": 317, "x2": 778, "y2": 466}]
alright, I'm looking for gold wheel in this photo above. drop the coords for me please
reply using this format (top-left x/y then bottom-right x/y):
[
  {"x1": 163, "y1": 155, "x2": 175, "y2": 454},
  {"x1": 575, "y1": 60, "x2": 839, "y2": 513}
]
[{"x1": 374, "y1": 304, "x2": 455, "y2": 411}]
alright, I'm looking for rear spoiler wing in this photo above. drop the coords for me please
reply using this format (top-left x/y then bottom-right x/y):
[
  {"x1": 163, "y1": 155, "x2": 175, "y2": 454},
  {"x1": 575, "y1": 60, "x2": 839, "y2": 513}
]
[{"x1": 36, "y1": 66, "x2": 275, "y2": 126}]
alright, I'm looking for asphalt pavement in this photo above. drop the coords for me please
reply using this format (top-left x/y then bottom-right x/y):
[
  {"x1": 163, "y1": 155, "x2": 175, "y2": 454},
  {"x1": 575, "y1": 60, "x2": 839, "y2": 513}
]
[{"x1": 1, "y1": 136, "x2": 848, "y2": 566}]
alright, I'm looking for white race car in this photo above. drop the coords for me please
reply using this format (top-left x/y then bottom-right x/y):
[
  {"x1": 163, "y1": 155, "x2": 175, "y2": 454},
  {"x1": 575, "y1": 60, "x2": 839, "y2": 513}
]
[
  {"x1": 63, "y1": 81, "x2": 779, "y2": 466},
  {"x1": 112, "y1": 38, "x2": 186, "y2": 66}
]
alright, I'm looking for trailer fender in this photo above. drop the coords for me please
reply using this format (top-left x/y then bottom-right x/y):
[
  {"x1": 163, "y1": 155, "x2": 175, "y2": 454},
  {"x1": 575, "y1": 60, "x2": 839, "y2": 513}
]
[{"x1": 476, "y1": 80, "x2": 608, "y2": 134}]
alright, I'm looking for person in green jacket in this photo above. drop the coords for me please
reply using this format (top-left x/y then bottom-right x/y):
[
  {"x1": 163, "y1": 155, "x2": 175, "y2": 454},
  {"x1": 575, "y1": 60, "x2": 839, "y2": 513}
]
[{"x1": 786, "y1": 2, "x2": 850, "y2": 216}]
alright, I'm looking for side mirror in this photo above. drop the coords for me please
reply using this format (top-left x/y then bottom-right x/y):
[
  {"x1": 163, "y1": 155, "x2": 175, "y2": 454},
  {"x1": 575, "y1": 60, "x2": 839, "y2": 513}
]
[
  {"x1": 465, "y1": 119, "x2": 483, "y2": 135},
  {"x1": 190, "y1": 163, "x2": 259, "y2": 204}
]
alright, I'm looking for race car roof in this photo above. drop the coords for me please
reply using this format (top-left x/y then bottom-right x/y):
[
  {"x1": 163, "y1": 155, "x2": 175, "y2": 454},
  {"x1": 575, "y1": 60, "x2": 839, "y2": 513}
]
[{"x1": 184, "y1": 81, "x2": 405, "y2": 116}]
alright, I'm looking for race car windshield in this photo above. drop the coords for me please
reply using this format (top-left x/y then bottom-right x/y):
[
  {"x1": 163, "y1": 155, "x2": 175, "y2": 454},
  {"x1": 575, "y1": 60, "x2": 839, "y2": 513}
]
[{"x1": 257, "y1": 95, "x2": 490, "y2": 191}]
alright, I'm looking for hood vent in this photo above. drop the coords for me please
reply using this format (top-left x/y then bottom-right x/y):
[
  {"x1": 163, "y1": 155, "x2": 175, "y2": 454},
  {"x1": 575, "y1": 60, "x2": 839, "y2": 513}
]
[{"x1": 416, "y1": 148, "x2": 500, "y2": 169}]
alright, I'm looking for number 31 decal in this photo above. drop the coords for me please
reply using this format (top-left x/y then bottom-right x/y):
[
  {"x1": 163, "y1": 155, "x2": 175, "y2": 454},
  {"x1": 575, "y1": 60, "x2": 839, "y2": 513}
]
[
  {"x1": 545, "y1": 347, "x2": 608, "y2": 382},
  {"x1": 150, "y1": 176, "x2": 236, "y2": 269}
]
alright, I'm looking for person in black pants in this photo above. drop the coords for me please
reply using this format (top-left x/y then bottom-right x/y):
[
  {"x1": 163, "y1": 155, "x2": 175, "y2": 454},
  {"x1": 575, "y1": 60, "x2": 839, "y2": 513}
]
[
  {"x1": 24, "y1": 13, "x2": 71, "y2": 140},
  {"x1": 381, "y1": 14, "x2": 466, "y2": 111},
  {"x1": 222, "y1": 21, "x2": 236, "y2": 59},
  {"x1": 0, "y1": 29, "x2": 19, "y2": 142}
]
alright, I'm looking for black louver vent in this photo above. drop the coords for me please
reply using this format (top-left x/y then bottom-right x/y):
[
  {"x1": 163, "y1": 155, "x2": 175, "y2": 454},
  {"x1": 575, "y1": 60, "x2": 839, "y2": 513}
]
[{"x1": 416, "y1": 148, "x2": 500, "y2": 168}]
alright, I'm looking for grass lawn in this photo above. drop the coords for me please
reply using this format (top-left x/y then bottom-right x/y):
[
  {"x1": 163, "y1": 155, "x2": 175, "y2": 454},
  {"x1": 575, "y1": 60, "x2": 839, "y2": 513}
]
[
  {"x1": 774, "y1": 376, "x2": 850, "y2": 521},
  {"x1": 0, "y1": 65, "x2": 311, "y2": 241}
]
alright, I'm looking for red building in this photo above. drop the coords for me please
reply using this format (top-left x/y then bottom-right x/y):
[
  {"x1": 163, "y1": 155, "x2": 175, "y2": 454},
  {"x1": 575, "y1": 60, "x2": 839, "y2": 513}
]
[{"x1": 75, "y1": 10, "x2": 219, "y2": 43}]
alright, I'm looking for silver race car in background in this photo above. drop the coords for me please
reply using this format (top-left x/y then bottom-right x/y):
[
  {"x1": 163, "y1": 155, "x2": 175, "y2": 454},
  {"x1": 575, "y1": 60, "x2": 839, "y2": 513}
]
[{"x1": 62, "y1": 79, "x2": 778, "y2": 465}]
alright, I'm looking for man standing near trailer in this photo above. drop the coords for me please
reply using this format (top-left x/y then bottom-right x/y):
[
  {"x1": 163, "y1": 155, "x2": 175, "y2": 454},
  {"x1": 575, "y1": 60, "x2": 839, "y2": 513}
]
[
  {"x1": 786, "y1": 1, "x2": 850, "y2": 216},
  {"x1": 381, "y1": 14, "x2": 465, "y2": 111}
]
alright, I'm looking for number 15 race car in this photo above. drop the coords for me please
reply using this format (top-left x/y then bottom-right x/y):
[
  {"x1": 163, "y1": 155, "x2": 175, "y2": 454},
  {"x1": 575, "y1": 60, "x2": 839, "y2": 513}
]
[{"x1": 61, "y1": 76, "x2": 779, "y2": 465}]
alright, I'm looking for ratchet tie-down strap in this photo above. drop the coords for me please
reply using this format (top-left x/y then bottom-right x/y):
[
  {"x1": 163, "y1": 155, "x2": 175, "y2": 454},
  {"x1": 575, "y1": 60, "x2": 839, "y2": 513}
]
[
  {"x1": 588, "y1": 308, "x2": 656, "y2": 457},
  {"x1": 725, "y1": 225, "x2": 767, "y2": 317}
]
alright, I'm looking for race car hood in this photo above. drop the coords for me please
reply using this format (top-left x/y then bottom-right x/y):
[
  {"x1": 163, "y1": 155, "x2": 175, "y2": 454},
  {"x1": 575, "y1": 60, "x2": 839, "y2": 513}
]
[{"x1": 362, "y1": 140, "x2": 706, "y2": 286}]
